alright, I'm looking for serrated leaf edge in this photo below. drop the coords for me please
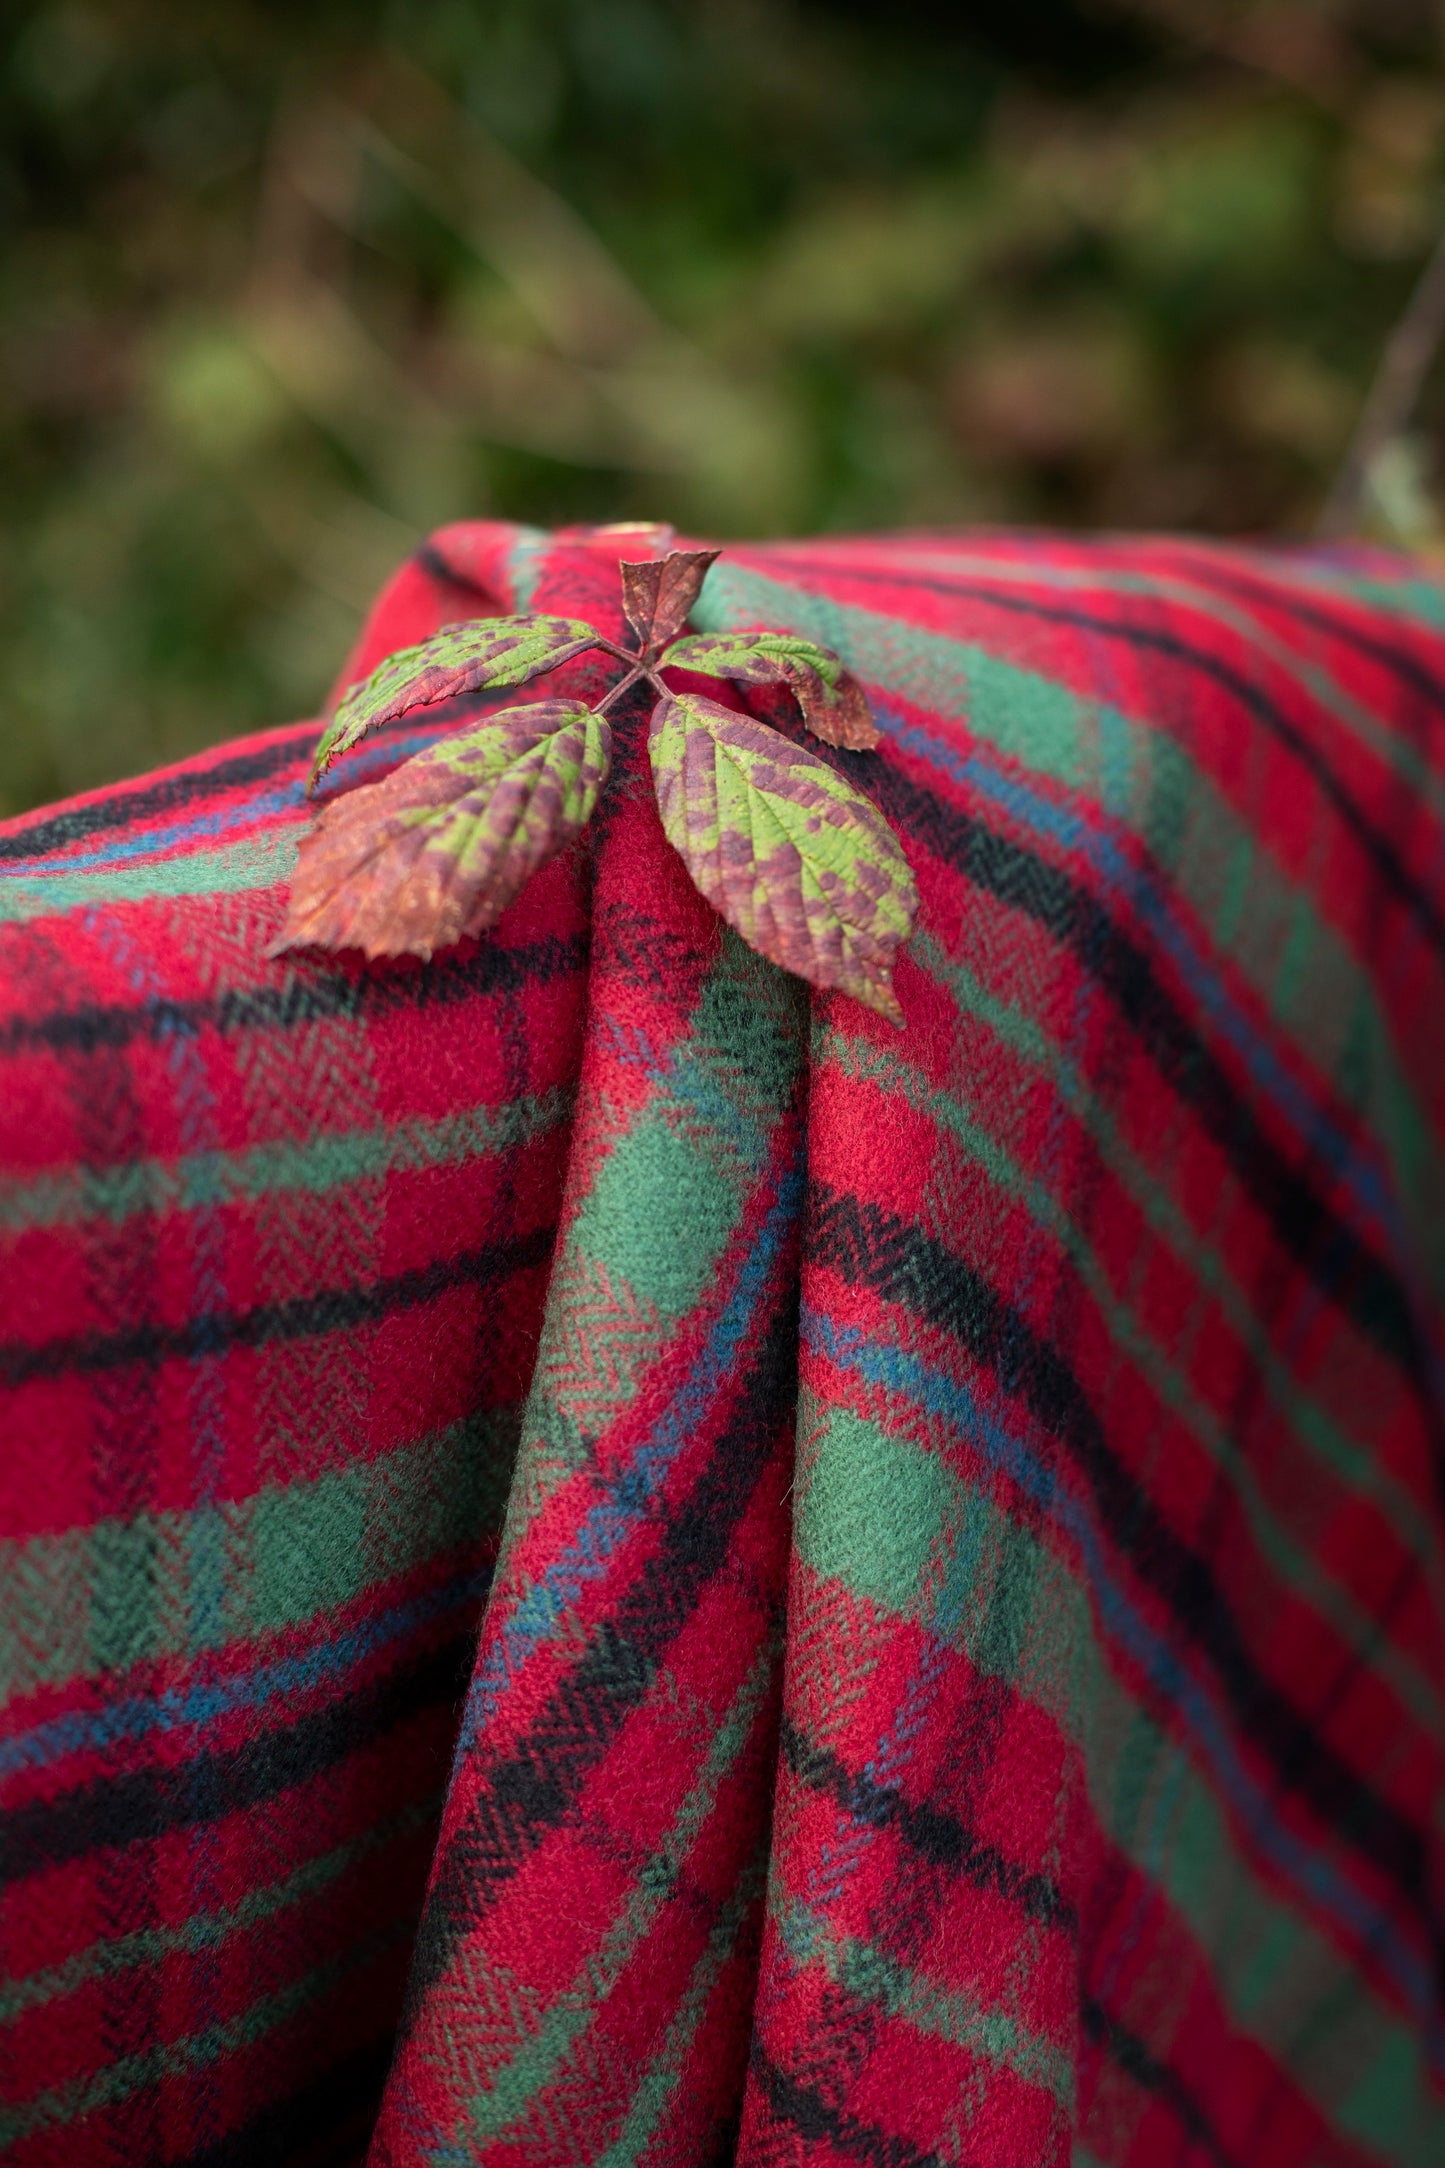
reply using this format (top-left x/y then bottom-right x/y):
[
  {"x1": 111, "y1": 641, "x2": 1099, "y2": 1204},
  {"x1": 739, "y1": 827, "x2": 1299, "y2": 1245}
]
[
  {"x1": 661, "y1": 630, "x2": 881, "y2": 750},
  {"x1": 646, "y1": 689, "x2": 913, "y2": 1024},
  {"x1": 277, "y1": 697, "x2": 611, "y2": 961},
  {"x1": 308, "y1": 619, "x2": 603, "y2": 792}
]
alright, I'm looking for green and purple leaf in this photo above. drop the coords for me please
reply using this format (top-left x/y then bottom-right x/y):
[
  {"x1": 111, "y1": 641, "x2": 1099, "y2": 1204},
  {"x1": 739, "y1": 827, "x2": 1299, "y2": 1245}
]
[
  {"x1": 277, "y1": 699, "x2": 610, "y2": 961},
  {"x1": 310, "y1": 615, "x2": 602, "y2": 791},
  {"x1": 663, "y1": 630, "x2": 880, "y2": 750},
  {"x1": 647, "y1": 690, "x2": 915, "y2": 1023},
  {"x1": 619, "y1": 549, "x2": 720, "y2": 653}
]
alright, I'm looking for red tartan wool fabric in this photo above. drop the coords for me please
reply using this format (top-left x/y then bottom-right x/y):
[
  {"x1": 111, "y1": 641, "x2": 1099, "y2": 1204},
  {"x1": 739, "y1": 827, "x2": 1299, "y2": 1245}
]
[{"x1": 2, "y1": 522, "x2": 1445, "y2": 2167}]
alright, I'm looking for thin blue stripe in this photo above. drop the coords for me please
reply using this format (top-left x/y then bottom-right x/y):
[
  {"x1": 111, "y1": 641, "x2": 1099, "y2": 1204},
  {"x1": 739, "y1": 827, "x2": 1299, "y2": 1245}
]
[
  {"x1": 0, "y1": 725, "x2": 450, "y2": 879},
  {"x1": 599, "y1": 1012, "x2": 775, "y2": 1175},
  {"x1": 801, "y1": 1302, "x2": 1443, "y2": 2068},
  {"x1": 0, "y1": 1569, "x2": 488, "y2": 1779},
  {"x1": 457, "y1": 1153, "x2": 803, "y2": 1754},
  {"x1": 885, "y1": 707, "x2": 1407, "y2": 1262}
]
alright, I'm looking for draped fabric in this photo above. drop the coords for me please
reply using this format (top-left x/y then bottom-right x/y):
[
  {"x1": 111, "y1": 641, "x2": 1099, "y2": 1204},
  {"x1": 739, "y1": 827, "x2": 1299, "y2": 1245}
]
[{"x1": 2, "y1": 521, "x2": 1444, "y2": 2166}]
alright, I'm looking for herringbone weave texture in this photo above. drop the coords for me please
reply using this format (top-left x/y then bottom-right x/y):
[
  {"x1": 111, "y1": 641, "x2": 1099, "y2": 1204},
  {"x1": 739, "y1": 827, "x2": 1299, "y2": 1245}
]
[{"x1": 3, "y1": 522, "x2": 1445, "y2": 2166}]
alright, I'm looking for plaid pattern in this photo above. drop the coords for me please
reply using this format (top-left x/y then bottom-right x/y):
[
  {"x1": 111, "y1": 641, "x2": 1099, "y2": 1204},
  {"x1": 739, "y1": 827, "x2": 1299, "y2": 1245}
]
[{"x1": 1, "y1": 520, "x2": 1443, "y2": 2166}]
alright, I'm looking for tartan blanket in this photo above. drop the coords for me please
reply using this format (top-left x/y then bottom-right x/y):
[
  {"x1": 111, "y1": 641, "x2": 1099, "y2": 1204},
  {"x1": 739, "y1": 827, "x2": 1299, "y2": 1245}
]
[{"x1": 2, "y1": 519, "x2": 1444, "y2": 2168}]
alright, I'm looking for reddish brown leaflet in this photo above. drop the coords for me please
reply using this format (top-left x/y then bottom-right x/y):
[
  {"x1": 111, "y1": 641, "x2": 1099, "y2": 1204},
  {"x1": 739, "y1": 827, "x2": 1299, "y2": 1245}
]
[
  {"x1": 619, "y1": 550, "x2": 720, "y2": 653},
  {"x1": 278, "y1": 543, "x2": 915, "y2": 1020}
]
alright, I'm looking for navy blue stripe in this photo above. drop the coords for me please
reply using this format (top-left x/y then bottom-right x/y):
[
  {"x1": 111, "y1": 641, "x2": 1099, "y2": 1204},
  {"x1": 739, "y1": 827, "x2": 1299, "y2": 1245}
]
[
  {"x1": 1084, "y1": 1994, "x2": 1237, "y2": 2167},
  {"x1": 0, "y1": 1226, "x2": 554, "y2": 1386},
  {"x1": 0, "y1": 928, "x2": 588, "y2": 1058},
  {"x1": 751, "y1": 2045, "x2": 945, "y2": 2168},
  {"x1": 415, "y1": 539, "x2": 499, "y2": 602},
  {"x1": 0, "y1": 1633, "x2": 471, "y2": 1885},
  {"x1": 860, "y1": 751, "x2": 1425, "y2": 1388},
  {"x1": 772, "y1": 552, "x2": 1445, "y2": 958},
  {"x1": 0, "y1": 734, "x2": 311, "y2": 864},
  {"x1": 807, "y1": 1182, "x2": 1440, "y2": 1972},
  {"x1": 1151, "y1": 550, "x2": 1445, "y2": 712},
  {"x1": 400, "y1": 1292, "x2": 797, "y2": 2029},
  {"x1": 779, "y1": 1716, "x2": 1073, "y2": 1933}
]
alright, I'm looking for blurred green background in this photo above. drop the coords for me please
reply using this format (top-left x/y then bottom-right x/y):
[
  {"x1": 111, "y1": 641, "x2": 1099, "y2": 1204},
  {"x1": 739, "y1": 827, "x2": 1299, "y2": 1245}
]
[{"x1": 4, "y1": 0, "x2": 1445, "y2": 813}]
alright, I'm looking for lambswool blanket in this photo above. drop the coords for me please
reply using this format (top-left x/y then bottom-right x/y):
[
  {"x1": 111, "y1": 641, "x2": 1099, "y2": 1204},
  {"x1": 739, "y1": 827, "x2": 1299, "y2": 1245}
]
[{"x1": 2, "y1": 520, "x2": 1444, "y2": 2168}]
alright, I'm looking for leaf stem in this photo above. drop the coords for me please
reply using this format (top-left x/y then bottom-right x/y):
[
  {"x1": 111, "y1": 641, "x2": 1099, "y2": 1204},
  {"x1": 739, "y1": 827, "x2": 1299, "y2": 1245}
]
[
  {"x1": 591, "y1": 634, "x2": 642, "y2": 667},
  {"x1": 595, "y1": 659, "x2": 668, "y2": 714},
  {"x1": 595, "y1": 662, "x2": 646, "y2": 713}
]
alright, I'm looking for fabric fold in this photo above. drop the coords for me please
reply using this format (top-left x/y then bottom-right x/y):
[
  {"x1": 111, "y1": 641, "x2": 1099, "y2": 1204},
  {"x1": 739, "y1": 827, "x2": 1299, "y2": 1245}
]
[
  {"x1": 368, "y1": 535, "x2": 812, "y2": 2164},
  {"x1": 3, "y1": 522, "x2": 1445, "y2": 2167}
]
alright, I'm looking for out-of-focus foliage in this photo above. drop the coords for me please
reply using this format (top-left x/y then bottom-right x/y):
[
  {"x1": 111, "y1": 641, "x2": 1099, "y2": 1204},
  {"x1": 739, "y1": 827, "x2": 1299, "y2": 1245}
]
[{"x1": 3, "y1": 0, "x2": 1444, "y2": 811}]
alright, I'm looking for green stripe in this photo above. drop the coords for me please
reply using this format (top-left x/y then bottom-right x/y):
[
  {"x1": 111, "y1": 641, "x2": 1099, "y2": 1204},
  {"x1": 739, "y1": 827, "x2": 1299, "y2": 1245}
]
[
  {"x1": 907, "y1": 930, "x2": 1428, "y2": 1562},
  {"x1": 857, "y1": 546, "x2": 1445, "y2": 804},
  {"x1": 790, "y1": 1386, "x2": 1435, "y2": 2158},
  {"x1": 1, "y1": 1407, "x2": 519, "y2": 1704},
  {"x1": 505, "y1": 524, "x2": 551, "y2": 612},
  {"x1": 822, "y1": 1016, "x2": 1440, "y2": 1729},
  {"x1": 0, "y1": 1910, "x2": 415, "y2": 2145},
  {"x1": 452, "y1": 1639, "x2": 776, "y2": 2149},
  {"x1": 0, "y1": 826, "x2": 299, "y2": 920},
  {"x1": 566, "y1": 933, "x2": 805, "y2": 1321},
  {"x1": 831, "y1": 540, "x2": 1445, "y2": 629},
  {"x1": 1221, "y1": 554, "x2": 1445, "y2": 627},
  {"x1": 696, "y1": 566, "x2": 1440, "y2": 1292},
  {"x1": 498, "y1": 928, "x2": 806, "y2": 1546},
  {"x1": 0, "y1": 1087, "x2": 573, "y2": 1236},
  {"x1": 595, "y1": 1845, "x2": 767, "y2": 2168},
  {"x1": 0, "y1": 1793, "x2": 440, "y2": 2026},
  {"x1": 776, "y1": 1895, "x2": 1073, "y2": 2107}
]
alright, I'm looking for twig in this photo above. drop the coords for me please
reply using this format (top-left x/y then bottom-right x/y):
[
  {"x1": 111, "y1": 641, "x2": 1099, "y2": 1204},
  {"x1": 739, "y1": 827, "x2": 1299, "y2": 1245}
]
[
  {"x1": 1093, "y1": 0, "x2": 1350, "y2": 114},
  {"x1": 1319, "y1": 219, "x2": 1445, "y2": 540}
]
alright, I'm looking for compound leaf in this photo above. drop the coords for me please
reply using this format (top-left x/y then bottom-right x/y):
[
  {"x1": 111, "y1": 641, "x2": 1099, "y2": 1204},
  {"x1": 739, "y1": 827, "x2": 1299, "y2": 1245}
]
[
  {"x1": 277, "y1": 699, "x2": 609, "y2": 961},
  {"x1": 310, "y1": 615, "x2": 601, "y2": 790},
  {"x1": 663, "y1": 630, "x2": 880, "y2": 749},
  {"x1": 648, "y1": 690, "x2": 915, "y2": 1023},
  {"x1": 620, "y1": 549, "x2": 720, "y2": 652}
]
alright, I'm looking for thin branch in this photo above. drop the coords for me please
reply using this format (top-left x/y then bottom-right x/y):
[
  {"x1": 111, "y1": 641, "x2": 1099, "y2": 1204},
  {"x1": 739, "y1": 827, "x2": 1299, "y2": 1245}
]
[{"x1": 1319, "y1": 218, "x2": 1445, "y2": 540}]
